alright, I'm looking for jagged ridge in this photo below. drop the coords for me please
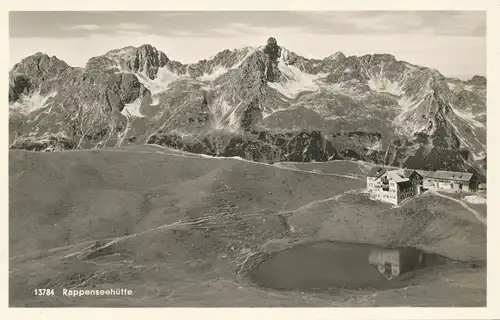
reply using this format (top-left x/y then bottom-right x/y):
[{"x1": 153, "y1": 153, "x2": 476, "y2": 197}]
[{"x1": 8, "y1": 38, "x2": 487, "y2": 177}]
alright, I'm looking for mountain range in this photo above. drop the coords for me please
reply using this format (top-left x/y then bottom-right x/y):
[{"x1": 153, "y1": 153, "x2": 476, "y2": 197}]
[{"x1": 8, "y1": 37, "x2": 487, "y2": 177}]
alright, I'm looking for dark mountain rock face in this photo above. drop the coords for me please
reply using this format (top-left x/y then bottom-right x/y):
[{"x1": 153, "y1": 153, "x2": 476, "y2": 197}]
[
  {"x1": 9, "y1": 50, "x2": 150, "y2": 151},
  {"x1": 8, "y1": 38, "x2": 487, "y2": 177},
  {"x1": 263, "y1": 37, "x2": 282, "y2": 82},
  {"x1": 10, "y1": 53, "x2": 72, "y2": 81},
  {"x1": 9, "y1": 53, "x2": 75, "y2": 102},
  {"x1": 85, "y1": 44, "x2": 169, "y2": 79},
  {"x1": 9, "y1": 74, "x2": 33, "y2": 103},
  {"x1": 10, "y1": 134, "x2": 77, "y2": 152},
  {"x1": 130, "y1": 45, "x2": 169, "y2": 79},
  {"x1": 240, "y1": 99, "x2": 264, "y2": 132},
  {"x1": 467, "y1": 75, "x2": 486, "y2": 86},
  {"x1": 147, "y1": 130, "x2": 339, "y2": 163}
]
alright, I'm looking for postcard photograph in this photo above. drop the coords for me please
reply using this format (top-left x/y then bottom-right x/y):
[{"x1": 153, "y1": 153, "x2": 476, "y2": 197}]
[{"x1": 8, "y1": 10, "x2": 487, "y2": 307}]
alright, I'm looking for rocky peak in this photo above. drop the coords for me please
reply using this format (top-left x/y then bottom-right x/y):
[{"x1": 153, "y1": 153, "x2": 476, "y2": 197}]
[
  {"x1": 10, "y1": 53, "x2": 71, "y2": 78},
  {"x1": 186, "y1": 47, "x2": 256, "y2": 77},
  {"x1": 262, "y1": 37, "x2": 282, "y2": 82},
  {"x1": 224, "y1": 51, "x2": 268, "y2": 100},
  {"x1": 131, "y1": 44, "x2": 169, "y2": 79},
  {"x1": 358, "y1": 53, "x2": 399, "y2": 71},
  {"x1": 263, "y1": 37, "x2": 281, "y2": 62},
  {"x1": 325, "y1": 51, "x2": 346, "y2": 61},
  {"x1": 211, "y1": 47, "x2": 253, "y2": 67},
  {"x1": 85, "y1": 44, "x2": 169, "y2": 79},
  {"x1": 9, "y1": 53, "x2": 74, "y2": 102},
  {"x1": 466, "y1": 75, "x2": 486, "y2": 86}
]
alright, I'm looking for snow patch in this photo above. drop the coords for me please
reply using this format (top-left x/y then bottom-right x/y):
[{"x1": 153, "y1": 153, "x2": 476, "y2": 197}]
[
  {"x1": 324, "y1": 83, "x2": 344, "y2": 93},
  {"x1": 121, "y1": 98, "x2": 144, "y2": 118},
  {"x1": 232, "y1": 47, "x2": 257, "y2": 68},
  {"x1": 225, "y1": 109, "x2": 241, "y2": 132},
  {"x1": 198, "y1": 66, "x2": 228, "y2": 81},
  {"x1": 261, "y1": 107, "x2": 289, "y2": 119},
  {"x1": 168, "y1": 128, "x2": 194, "y2": 138},
  {"x1": 464, "y1": 195, "x2": 487, "y2": 205},
  {"x1": 135, "y1": 67, "x2": 180, "y2": 96},
  {"x1": 447, "y1": 82, "x2": 457, "y2": 91},
  {"x1": 151, "y1": 95, "x2": 160, "y2": 106},
  {"x1": 198, "y1": 48, "x2": 256, "y2": 81},
  {"x1": 10, "y1": 91, "x2": 58, "y2": 115},
  {"x1": 278, "y1": 48, "x2": 291, "y2": 62},
  {"x1": 367, "y1": 75, "x2": 403, "y2": 95},
  {"x1": 449, "y1": 103, "x2": 485, "y2": 129},
  {"x1": 134, "y1": 46, "x2": 257, "y2": 92},
  {"x1": 472, "y1": 151, "x2": 486, "y2": 161},
  {"x1": 366, "y1": 140, "x2": 383, "y2": 151},
  {"x1": 156, "y1": 67, "x2": 180, "y2": 85},
  {"x1": 210, "y1": 100, "x2": 242, "y2": 131},
  {"x1": 267, "y1": 62, "x2": 326, "y2": 99},
  {"x1": 393, "y1": 96, "x2": 428, "y2": 134},
  {"x1": 446, "y1": 117, "x2": 472, "y2": 148}
]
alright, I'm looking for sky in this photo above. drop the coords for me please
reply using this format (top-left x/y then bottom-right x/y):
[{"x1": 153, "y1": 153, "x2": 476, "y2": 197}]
[{"x1": 9, "y1": 11, "x2": 486, "y2": 80}]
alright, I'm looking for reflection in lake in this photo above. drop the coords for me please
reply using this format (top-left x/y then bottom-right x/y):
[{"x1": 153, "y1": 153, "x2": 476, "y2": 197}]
[
  {"x1": 368, "y1": 247, "x2": 425, "y2": 280},
  {"x1": 248, "y1": 241, "x2": 447, "y2": 291}
]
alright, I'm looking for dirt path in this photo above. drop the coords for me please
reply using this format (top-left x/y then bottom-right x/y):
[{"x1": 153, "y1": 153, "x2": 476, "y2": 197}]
[
  {"x1": 273, "y1": 163, "x2": 363, "y2": 180},
  {"x1": 11, "y1": 187, "x2": 365, "y2": 263},
  {"x1": 432, "y1": 190, "x2": 486, "y2": 225},
  {"x1": 62, "y1": 214, "x2": 225, "y2": 260},
  {"x1": 80, "y1": 145, "x2": 364, "y2": 180},
  {"x1": 290, "y1": 188, "x2": 366, "y2": 214}
]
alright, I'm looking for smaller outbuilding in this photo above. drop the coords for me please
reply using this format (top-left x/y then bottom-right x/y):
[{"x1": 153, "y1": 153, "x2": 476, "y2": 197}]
[{"x1": 417, "y1": 170, "x2": 476, "y2": 192}]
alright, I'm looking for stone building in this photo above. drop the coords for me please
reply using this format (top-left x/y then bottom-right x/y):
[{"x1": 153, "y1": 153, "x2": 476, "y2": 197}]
[
  {"x1": 367, "y1": 167, "x2": 477, "y2": 205},
  {"x1": 366, "y1": 167, "x2": 423, "y2": 206},
  {"x1": 417, "y1": 170, "x2": 475, "y2": 192}
]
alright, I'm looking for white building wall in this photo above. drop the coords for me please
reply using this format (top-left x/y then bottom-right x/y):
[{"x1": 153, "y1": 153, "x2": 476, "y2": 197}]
[
  {"x1": 423, "y1": 179, "x2": 435, "y2": 189},
  {"x1": 424, "y1": 178, "x2": 470, "y2": 192},
  {"x1": 397, "y1": 185, "x2": 416, "y2": 205},
  {"x1": 366, "y1": 177, "x2": 376, "y2": 190},
  {"x1": 438, "y1": 181, "x2": 453, "y2": 190},
  {"x1": 368, "y1": 173, "x2": 398, "y2": 206}
]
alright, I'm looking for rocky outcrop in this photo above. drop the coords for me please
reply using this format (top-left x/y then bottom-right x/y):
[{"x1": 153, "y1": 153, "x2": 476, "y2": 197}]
[
  {"x1": 148, "y1": 129, "x2": 398, "y2": 164},
  {"x1": 10, "y1": 53, "x2": 72, "y2": 81},
  {"x1": 263, "y1": 37, "x2": 282, "y2": 82},
  {"x1": 8, "y1": 51, "x2": 150, "y2": 151},
  {"x1": 147, "y1": 129, "x2": 339, "y2": 163},
  {"x1": 240, "y1": 99, "x2": 264, "y2": 131},
  {"x1": 9, "y1": 53, "x2": 77, "y2": 102},
  {"x1": 86, "y1": 44, "x2": 169, "y2": 79},
  {"x1": 130, "y1": 45, "x2": 169, "y2": 79},
  {"x1": 10, "y1": 134, "x2": 77, "y2": 152},
  {"x1": 8, "y1": 74, "x2": 33, "y2": 103},
  {"x1": 466, "y1": 75, "x2": 486, "y2": 86}
]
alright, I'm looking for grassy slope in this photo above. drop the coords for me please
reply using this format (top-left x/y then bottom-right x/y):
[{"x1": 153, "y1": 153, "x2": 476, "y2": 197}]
[
  {"x1": 289, "y1": 192, "x2": 485, "y2": 261},
  {"x1": 9, "y1": 147, "x2": 362, "y2": 306},
  {"x1": 276, "y1": 160, "x2": 402, "y2": 178},
  {"x1": 286, "y1": 190, "x2": 485, "y2": 307},
  {"x1": 9, "y1": 146, "x2": 485, "y2": 306},
  {"x1": 276, "y1": 160, "x2": 377, "y2": 177}
]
